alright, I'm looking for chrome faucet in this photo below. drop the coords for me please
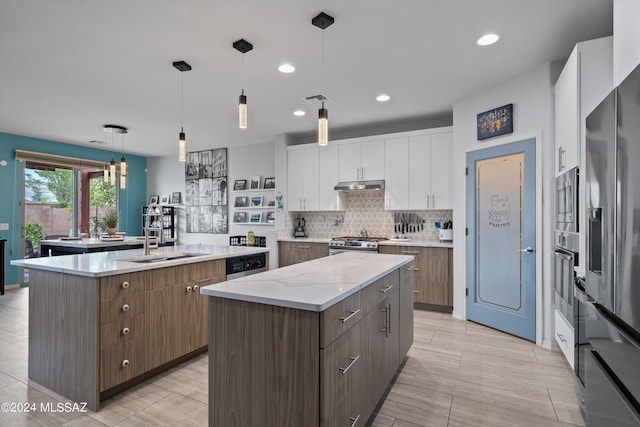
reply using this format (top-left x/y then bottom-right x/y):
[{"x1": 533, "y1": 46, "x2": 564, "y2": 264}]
[
  {"x1": 143, "y1": 214, "x2": 159, "y2": 256},
  {"x1": 360, "y1": 228, "x2": 368, "y2": 238}
]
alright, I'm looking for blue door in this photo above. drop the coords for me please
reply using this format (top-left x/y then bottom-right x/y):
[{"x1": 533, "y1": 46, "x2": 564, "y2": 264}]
[{"x1": 466, "y1": 138, "x2": 536, "y2": 341}]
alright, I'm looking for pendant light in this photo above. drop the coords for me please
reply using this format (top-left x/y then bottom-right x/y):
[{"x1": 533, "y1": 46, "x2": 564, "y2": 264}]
[
  {"x1": 233, "y1": 39, "x2": 253, "y2": 129},
  {"x1": 173, "y1": 60, "x2": 192, "y2": 161},
  {"x1": 312, "y1": 12, "x2": 334, "y2": 146},
  {"x1": 103, "y1": 124, "x2": 128, "y2": 187}
]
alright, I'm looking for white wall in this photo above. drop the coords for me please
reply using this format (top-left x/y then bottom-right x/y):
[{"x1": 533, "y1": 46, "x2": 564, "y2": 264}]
[
  {"x1": 452, "y1": 63, "x2": 557, "y2": 348},
  {"x1": 614, "y1": 0, "x2": 640, "y2": 86},
  {"x1": 146, "y1": 141, "x2": 277, "y2": 266}
]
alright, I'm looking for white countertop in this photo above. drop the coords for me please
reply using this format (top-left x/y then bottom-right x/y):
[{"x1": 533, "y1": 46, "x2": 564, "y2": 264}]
[
  {"x1": 40, "y1": 236, "x2": 147, "y2": 248},
  {"x1": 200, "y1": 251, "x2": 413, "y2": 312},
  {"x1": 277, "y1": 237, "x2": 452, "y2": 248},
  {"x1": 10, "y1": 245, "x2": 269, "y2": 277}
]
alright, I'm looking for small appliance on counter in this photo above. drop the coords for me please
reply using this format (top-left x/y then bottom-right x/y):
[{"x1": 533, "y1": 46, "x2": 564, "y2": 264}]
[{"x1": 294, "y1": 217, "x2": 306, "y2": 237}]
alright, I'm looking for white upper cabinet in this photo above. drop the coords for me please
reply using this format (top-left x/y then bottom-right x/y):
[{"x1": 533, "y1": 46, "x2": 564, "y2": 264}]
[
  {"x1": 318, "y1": 145, "x2": 346, "y2": 211},
  {"x1": 384, "y1": 137, "x2": 409, "y2": 209},
  {"x1": 287, "y1": 146, "x2": 319, "y2": 211},
  {"x1": 338, "y1": 139, "x2": 385, "y2": 181},
  {"x1": 428, "y1": 132, "x2": 453, "y2": 209},
  {"x1": 555, "y1": 36, "x2": 613, "y2": 178},
  {"x1": 384, "y1": 130, "x2": 453, "y2": 210}
]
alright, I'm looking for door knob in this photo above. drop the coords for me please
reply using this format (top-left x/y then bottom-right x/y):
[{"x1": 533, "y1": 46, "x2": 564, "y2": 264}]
[{"x1": 517, "y1": 247, "x2": 534, "y2": 254}]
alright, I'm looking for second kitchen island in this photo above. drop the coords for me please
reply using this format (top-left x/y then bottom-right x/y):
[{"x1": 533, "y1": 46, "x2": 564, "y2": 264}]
[{"x1": 201, "y1": 252, "x2": 415, "y2": 426}]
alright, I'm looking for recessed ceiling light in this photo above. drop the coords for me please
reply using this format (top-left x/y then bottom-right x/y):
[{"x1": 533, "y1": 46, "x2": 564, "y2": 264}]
[
  {"x1": 477, "y1": 34, "x2": 499, "y2": 46},
  {"x1": 293, "y1": 110, "x2": 306, "y2": 116},
  {"x1": 278, "y1": 64, "x2": 295, "y2": 73},
  {"x1": 376, "y1": 94, "x2": 391, "y2": 102}
]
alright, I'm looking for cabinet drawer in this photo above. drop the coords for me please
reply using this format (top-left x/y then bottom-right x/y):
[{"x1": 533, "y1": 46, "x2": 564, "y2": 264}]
[
  {"x1": 554, "y1": 309, "x2": 574, "y2": 369},
  {"x1": 361, "y1": 271, "x2": 398, "y2": 315},
  {"x1": 176, "y1": 260, "x2": 225, "y2": 285},
  {"x1": 321, "y1": 292, "x2": 362, "y2": 348},
  {"x1": 100, "y1": 315, "x2": 144, "y2": 349},
  {"x1": 320, "y1": 322, "x2": 362, "y2": 421},
  {"x1": 100, "y1": 338, "x2": 145, "y2": 391},
  {"x1": 100, "y1": 272, "x2": 145, "y2": 300},
  {"x1": 100, "y1": 293, "x2": 144, "y2": 325}
]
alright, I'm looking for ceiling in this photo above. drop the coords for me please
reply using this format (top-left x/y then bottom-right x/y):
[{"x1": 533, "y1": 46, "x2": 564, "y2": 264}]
[{"x1": 0, "y1": 1, "x2": 613, "y2": 158}]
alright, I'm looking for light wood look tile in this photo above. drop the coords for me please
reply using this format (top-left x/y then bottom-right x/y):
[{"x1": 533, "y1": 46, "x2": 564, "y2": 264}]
[{"x1": 0, "y1": 287, "x2": 584, "y2": 426}]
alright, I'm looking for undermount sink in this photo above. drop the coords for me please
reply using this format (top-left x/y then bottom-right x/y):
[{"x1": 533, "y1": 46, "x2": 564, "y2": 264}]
[{"x1": 122, "y1": 252, "x2": 207, "y2": 263}]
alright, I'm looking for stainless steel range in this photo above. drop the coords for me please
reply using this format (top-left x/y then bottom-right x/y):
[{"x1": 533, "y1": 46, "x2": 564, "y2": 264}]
[{"x1": 328, "y1": 236, "x2": 387, "y2": 255}]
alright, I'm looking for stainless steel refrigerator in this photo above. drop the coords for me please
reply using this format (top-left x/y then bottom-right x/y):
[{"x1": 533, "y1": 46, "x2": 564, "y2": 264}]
[{"x1": 581, "y1": 63, "x2": 640, "y2": 426}]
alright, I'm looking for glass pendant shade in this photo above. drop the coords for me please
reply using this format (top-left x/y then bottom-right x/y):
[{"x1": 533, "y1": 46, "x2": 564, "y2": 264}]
[
  {"x1": 178, "y1": 128, "x2": 186, "y2": 162},
  {"x1": 239, "y1": 92, "x2": 247, "y2": 129},
  {"x1": 318, "y1": 106, "x2": 328, "y2": 146},
  {"x1": 103, "y1": 164, "x2": 109, "y2": 182},
  {"x1": 120, "y1": 174, "x2": 126, "y2": 189},
  {"x1": 109, "y1": 160, "x2": 116, "y2": 185},
  {"x1": 120, "y1": 156, "x2": 127, "y2": 176}
]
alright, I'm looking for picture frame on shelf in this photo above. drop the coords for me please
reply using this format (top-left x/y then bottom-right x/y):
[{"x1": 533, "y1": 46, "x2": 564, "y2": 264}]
[
  {"x1": 149, "y1": 195, "x2": 159, "y2": 205},
  {"x1": 263, "y1": 177, "x2": 275, "y2": 189},
  {"x1": 171, "y1": 192, "x2": 181, "y2": 204},
  {"x1": 160, "y1": 195, "x2": 170, "y2": 205},
  {"x1": 249, "y1": 176, "x2": 261, "y2": 189},
  {"x1": 234, "y1": 179, "x2": 246, "y2": 191},
  {"x1": 266, "y1": 211, "x2": 276, "y2": 223},
  {"x1": 250, "y1": 212, "x2": 262, "y2": 223},
  {"x1": 234, "y1": 196, "x2": 249, "y2": 207},
  {"x1": 233, "y1": 212, "x2": 247, "y2": 223},
  {"x1": 250, "y1": 196, "x2": 263, "y2": 207},
  {"x1": 267, "y1": 200, "x2": 275, "y2": 207}
]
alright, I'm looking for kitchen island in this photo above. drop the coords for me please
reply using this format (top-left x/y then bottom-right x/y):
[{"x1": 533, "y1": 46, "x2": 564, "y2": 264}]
[
  {"x1": 10, "y1": 244, "x2": 269, "y2": 411},
  {"x1": 201, "y1": 251, "x2": 415, "y2": 426}
]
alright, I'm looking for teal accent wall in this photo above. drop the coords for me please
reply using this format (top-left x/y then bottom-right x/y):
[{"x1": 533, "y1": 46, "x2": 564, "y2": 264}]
[{"x1": 0, "y1": 132, "x2": 147, "y2": 286}]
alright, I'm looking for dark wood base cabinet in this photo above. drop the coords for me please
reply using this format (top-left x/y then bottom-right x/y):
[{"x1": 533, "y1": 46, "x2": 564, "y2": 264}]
[
  {"x1": 207, "y1": 261, "x2": 415, "y2": 427},
  {"x1": 28, "y1": 260, "x2": 224, "y2": 411},
  {"x1": 380, "y1": 245, "x2": 452, "y2": 310}
]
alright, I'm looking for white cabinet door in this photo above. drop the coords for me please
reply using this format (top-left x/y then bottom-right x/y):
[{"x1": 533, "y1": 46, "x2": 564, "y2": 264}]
[
  {"x1": 408, "y1": 135, "x2": 431, "y2": 210},
  {"x1": 338, "y1": 143, "x2": 361, "y2": 181},
  {"x1": 318, "y1": 145, "x2": 345, "y2": 211},
  {"x1": 360, "y1": 139, "x2": 385, "y2": 180},
  {"x1": 287, "y1": 146, "x2": 319, "y2": 211},
  {"x1": 338, "y1": 140, "x2": 385, "y2": 181},
  {"x1": 554, "y1": 47, "x2": 580, "y2": 177},
  {"x1": 384, "y1": 137, "x2": 409, "y2": 210},
  {"x1": 430, "y1": 132, "x2": 453, "y2": 209}
]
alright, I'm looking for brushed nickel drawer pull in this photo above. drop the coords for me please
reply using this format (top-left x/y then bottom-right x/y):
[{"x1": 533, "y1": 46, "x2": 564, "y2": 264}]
[
  {"x1": 121, "y1": 359, "x2": 129, "y2": 368},
  {"x1": 121, "y1": 304, "x2": 130, "y2": 312},
  {"x1": 349, "y1": 414, "x2": 361, "y2": 427},
  {"x1": 404, "y1": 266, "x2": 415, "y2": 271},
  {"x1": 193, "y1": 285, "x2": 199, "y2": 292},
  {"x1": 121, "y1": 281, "x2": 130, "y2": 289},
  {"x1": 379, "y1": 285, "x2": 394, "y2": 294},
  {"x1": 298, "y1": 245, "x2": 311, "y2": 249},
  {"x1": 556, "y1": 332, "x2": 566, "y2": 343},
  {"x1": 413, "y1": 290, "x2": 420, "y2": 294},
  {"x1": 414, "y1": 268, "x2": 421, "y2": 271},
  {"x1": 402, "y1": 251, "x2": 420, "y2": 255},
  {"x1": 196, "y1": 276, "x2": 215, "y2": 283},
  {"x1": 339, "y1": 309, "x2": 361, "y2": 323},
  {"x1": 121, "y1": 327, "x2": 130, "y2": 335},
  {"x1": 339, "y1": 355, "x2": 360, "y2": 375},
  {"x1": 186, "y1": 286, "x2": 193, "y2": 293}
]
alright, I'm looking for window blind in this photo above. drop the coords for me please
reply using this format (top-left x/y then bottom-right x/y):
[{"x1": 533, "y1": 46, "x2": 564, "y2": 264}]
[{"x1": 15, "y1": 149, "x2": 107, "y2": 170}]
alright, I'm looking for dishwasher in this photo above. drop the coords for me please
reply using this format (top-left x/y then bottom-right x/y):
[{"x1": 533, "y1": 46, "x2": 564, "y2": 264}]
[{"x1": 225, "y1": 252, "x2": 267, "y2": 280}]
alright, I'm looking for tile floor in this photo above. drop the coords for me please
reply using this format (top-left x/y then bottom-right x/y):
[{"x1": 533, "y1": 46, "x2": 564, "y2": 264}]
[{"x1": 0, "y1": 287, "x2": 584, "y2": 426}]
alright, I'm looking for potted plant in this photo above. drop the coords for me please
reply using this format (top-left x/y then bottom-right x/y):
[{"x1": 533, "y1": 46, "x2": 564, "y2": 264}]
[
  {"x1": 102, "y1": 210, "x2": 119, "y2": 235},
  {"x1": 24, "y1": 222, "x2": 46, "y2": 257}
]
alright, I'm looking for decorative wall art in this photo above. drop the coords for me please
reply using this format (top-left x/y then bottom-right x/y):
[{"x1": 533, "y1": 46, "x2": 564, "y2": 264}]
[
  {"x1": 477, "y1": 103, "x2": 513, "y2": 141},
  {"x1": 184, "y1": 148, "x2": 228, "y2": 233}
]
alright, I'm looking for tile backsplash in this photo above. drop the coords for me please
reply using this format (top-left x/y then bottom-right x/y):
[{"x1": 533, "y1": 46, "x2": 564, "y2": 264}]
[{"x1": 283, "y1": 191, "x2": 452, "y2": 240}]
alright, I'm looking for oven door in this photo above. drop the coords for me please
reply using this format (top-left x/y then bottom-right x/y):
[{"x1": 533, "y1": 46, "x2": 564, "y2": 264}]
[
  {"x1": 556, "y1": 167, "x2": 579, "y2": 232},
  {"x1": 554, "y1": 247, "x2": 575, "y2": 323},
  {"x1": 329, "y1": 248, "x2": 377, "y2": 256}
]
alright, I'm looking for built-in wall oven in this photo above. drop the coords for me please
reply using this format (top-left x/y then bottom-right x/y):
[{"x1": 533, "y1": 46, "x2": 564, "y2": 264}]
[{"x1": 554, "y1": 167, "x2": 579, "y2": 324}]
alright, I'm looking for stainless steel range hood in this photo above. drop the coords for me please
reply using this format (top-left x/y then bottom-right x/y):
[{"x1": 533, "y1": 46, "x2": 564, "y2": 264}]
[{"x1": 334, "y1": 180, "x2": 385, "y2": 192}]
